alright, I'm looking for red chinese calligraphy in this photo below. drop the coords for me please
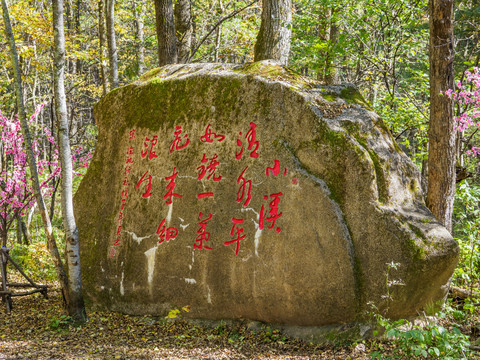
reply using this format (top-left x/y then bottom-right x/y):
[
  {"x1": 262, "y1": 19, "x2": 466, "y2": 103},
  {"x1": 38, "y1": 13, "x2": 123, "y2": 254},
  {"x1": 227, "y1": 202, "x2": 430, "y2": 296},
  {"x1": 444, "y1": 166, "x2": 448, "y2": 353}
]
[
  {"x1": 236, "y1": 166, "x2": 252, "y2": 207},
  {"x1": 235, "y1": 122, "x2": 259, "y2": 159},
  {"x1": 197, "y1": 153, "x2": 222, "y2": 181},
  {"x1": 136, "y1": 170, "x2": 153, "y2": 198},
  {"x1": 225, "y1": 218, "x2": 245, "y2": 255},
  {"x1": 163, "y1": 167, "x2": 182, "y2": 205},
  {"x1": 266, "y1": 160, "x2": 288, "y2": 177},
  {"x1": 194, "y1": 212, "x2": 213, "y2": 250},
  {"x1": 169, "y1": 126, "x2": 190, "y2": 153},
  {"x1": 141, "y1": 136, "x2": 159, "y2": 160},
  {"x1": 156, "y1": 219, "x2": 179, "y2": 244},
  {"x1": 200, "y1": 124, "x2": 225, "y2": 143},
  {"x1": 259, "y1": 192, "x2": 283, "y2": 233},
  {"x1": 129, "y1": 128, "x2": 136, "y2": 140},
  {"x1": 197, "y1": 192, "x2": 214, "y2": 199}
]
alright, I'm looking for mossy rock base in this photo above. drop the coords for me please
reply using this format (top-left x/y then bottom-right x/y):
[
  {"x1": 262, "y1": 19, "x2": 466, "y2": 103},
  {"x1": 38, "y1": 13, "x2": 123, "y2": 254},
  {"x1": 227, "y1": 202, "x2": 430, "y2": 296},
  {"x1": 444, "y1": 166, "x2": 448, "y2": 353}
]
[{"x1": 75, "y1": 61, "x2": 458, "y2": 332}]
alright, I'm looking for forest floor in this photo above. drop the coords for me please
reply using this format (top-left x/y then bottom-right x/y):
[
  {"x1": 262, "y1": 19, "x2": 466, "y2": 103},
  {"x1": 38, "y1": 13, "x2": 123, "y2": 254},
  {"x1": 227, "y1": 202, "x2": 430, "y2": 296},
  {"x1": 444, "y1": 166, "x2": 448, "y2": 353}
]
[
  {"x1": 0, "y1": 280, "x2": 476, "y2": 359},
  {"x1": 0, "y1": 282, "x2": 380, "y2": 360}
]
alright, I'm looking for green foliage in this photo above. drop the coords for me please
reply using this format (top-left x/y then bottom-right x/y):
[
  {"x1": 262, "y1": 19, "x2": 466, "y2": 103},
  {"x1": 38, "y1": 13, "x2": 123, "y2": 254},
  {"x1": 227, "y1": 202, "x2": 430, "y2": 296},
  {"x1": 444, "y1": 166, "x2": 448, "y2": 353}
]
[
  {"x1": 8, "y1": 222, "x2": 65, "y2": 283},
  {"x1": 47, "y1": 314, "x2": 72, "y2": 330},
  {"x1": 371, "y1": 316, "x2": 471, "y2": 359},
  {"x1": 453, "y1": 181, "x2": 480, "y2": 290}
]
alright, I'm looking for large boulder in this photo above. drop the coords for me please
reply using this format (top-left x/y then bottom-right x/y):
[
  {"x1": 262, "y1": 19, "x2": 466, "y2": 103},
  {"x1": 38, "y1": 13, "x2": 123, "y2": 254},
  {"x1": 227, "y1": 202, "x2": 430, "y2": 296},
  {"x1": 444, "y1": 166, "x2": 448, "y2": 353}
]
[{"x1": 75, "y1": 61, "x2": 458, "y2": 330}]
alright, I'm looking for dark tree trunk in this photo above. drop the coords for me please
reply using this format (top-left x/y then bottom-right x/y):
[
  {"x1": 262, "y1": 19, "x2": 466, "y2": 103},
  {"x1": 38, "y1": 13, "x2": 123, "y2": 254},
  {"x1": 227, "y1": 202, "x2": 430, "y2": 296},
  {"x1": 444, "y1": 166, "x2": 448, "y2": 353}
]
[
  {"x1": 254, "y1": 0, "x2": 292, "y2": 66},
  {"x1": 426, "y1": 0, "x2": 456, "y2": 233},
  {"x1": 53, "y1": 0, "x2": 87, "y2": 323},
  {"x1": 106, "y1": 0, "x2": 119, "y2": 88},
  {"x1": 174, "y1": 0, "x2": 192, "y2": 63},
  {"x1": 155, "y1": 0, "x2": 178, "y2": 66}
]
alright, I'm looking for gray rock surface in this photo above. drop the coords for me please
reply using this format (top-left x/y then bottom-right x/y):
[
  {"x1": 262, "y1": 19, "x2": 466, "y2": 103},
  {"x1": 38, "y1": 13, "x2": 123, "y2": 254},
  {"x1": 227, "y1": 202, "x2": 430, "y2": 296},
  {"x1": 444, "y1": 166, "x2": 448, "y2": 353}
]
[{"x1": 75, "y1": 61, "x2": 459, "y2": 327}]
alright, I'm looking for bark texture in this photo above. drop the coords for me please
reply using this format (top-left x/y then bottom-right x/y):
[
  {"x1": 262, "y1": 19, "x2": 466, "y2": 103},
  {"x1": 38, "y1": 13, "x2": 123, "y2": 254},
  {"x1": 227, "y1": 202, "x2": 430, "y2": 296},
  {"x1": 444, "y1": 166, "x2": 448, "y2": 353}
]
[
  {"x1": 1, "y1": 0, "x2": 69, "y2": 306},
  {"x1": 254, "y1": 0, "x2": 292, "y2": 66},
  {"x1": 134, "y1": 0, "x2": 146, "y2": 74},
  {"x1": 106, "y1": 0, "x2": 119, "y2": 88},
  {"x1": 317, "y1": 8, "x2": 339, "y2": 84},
  {"x1": 155, "y1": 0, "x2": 178, "y2": 66},
  {"x1": 53, "y1": 0, "x2": 87, "y2": 322},
  {"x1": 174, "y1": 0, "x2": 192, "y2": 63},
  {"x1": 427, "y1": 0, "x2": 456, "y2": 232},
  {"x1": 99, "y1": 0, "x2": 109, "y2": 95}
]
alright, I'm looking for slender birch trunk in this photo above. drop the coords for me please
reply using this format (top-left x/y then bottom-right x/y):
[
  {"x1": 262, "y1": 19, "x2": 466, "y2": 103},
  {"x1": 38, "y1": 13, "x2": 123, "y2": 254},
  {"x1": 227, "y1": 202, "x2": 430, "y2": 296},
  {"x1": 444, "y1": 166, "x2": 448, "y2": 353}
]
[
  {"x1": 134, "y1": 0, "x2": 146, "y2": 74},
  {"x1": 106, "y1": 0, "x2": 119, "y2": 88},
  {"x1": 1, "y1": 0, "x2": 70, "y2": 305},
  {"x1": 53, "y1": 0, "x2": 87, "y2": 323},
  {"x1": 99, "y1": 0, "x2": 109, "y2": 95}
]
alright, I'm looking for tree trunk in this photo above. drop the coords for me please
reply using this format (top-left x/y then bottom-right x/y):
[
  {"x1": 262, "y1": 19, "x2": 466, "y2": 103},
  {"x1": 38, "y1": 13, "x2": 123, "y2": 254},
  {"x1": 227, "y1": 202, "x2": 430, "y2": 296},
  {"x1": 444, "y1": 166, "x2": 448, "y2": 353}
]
[
  {"x1": 174, "y1": 0, "x2": 192, "y2": 63},
  {"x1": 106, "y1": 0, "x2": 119, "y2": 88},
  {"x1": 133, "y1": 0, "x2": 146, "y2": 74},
  {"x1": 317, "y1": 7, "x2": 338, "y2": 84},
  {"x1": 53, "y1": 0, "x2": 87, "y2": 323},
  {"x1": 426, "y1": 0, "x2": 456, "y2": 233},
  {"x1": 99, "y1": 0, "x2": 109, "y2": 95},
  {"x1": 155, "y1": 0, "x2": 178, "y2": 66},
  {"x1": 20, "y1": 219, "x2": 30, "y2": 246},
  {"x1": 254, "y1": 0, "x2": 292, "y2": 66},
  {"x1": 1, "y1": 0, "x2": 70, "y2": 305}
]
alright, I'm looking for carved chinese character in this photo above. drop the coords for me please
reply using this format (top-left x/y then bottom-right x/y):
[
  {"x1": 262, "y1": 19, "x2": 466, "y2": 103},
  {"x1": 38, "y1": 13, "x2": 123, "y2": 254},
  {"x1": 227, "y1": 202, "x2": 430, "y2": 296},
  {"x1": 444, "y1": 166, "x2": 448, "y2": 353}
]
[
  {"x1": 259, "y1": 192, "x2": 284, "y2": 233},
  {"x1": 156, "y1": 219, "x2": 178, "y2": 244},
  {"x1": 235, "y1": 122, "x2": 259, "y2": 159},
  {"x1": 169, "y1": 126, "x2": 190, "y2": 153},
  {"x1": 129, "y1": 128, "x2": 136, "y2": 140},
  {"x1": 141, "y1": 136, "x2": 159, "y2": 160},
  {"x1": 200, "y1": 123, "x2": 225, "y2": 143},
  {"x1": 194, "y1": 212, "x2": 213, "y2": 250},
  {"x1": 136, "y1": 170, "x2": 153, "y2": 198},
  {"x1": 163, "y1": 167, "x2": 182, "y2": 205},
  {"x1": 225, "y1": 218, "x2": 245, "y2": 255},
  {"x1": 266, "y1": 159, "x2": 287, "y2": 177},
  {"x1": 197, "y1": 153, "x2": 222, "y2": 181},
  {"x1": 236, "y1": 166, "x2": 252, "y2": 207}
]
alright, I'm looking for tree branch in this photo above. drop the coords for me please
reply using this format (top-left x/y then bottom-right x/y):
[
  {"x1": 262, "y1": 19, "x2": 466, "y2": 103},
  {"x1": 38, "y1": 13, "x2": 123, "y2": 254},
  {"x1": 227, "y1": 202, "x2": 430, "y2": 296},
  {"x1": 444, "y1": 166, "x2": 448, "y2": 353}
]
[{"x1": 187, "y1": 0, "x2": 259, "y2": 63}]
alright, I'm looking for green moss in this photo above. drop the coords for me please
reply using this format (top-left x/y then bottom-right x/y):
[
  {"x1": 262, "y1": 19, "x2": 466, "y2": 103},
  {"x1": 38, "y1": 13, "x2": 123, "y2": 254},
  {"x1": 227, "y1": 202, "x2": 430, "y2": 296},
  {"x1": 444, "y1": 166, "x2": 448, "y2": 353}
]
[
  {"x1": 366, "y1": 150, "x2": 389, "y2": 204},
  {"x1": 340, "y1": 87, "x2": 373, "y2": 110},
  {"x1": 321, "y1": 94, "x2": 335, "y2": 102},
  {"x1": 408, "y1": 223, "x2": 427, "y2": 242},
  {"x1": 235, "y1": 61, "x2": 313, "y2": 88}
]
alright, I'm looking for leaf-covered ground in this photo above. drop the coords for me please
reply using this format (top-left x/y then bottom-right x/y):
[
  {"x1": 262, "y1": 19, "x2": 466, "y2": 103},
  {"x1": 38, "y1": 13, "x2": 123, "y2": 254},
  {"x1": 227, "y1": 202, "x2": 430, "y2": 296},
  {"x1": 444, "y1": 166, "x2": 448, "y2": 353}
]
[{"x1": 0, "y1": 284, "x2": 378, "y2": 359}]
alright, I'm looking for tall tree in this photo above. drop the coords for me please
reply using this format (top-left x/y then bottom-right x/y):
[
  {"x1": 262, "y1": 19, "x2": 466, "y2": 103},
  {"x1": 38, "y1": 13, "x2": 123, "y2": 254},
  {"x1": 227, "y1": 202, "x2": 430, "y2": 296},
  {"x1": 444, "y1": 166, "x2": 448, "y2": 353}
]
[
  {"x1": 426, "y1": 0, "x2": 456, "y2": 232},
  {"x1": 254, "y1": 0, "x2": 292, "y2": 65},
  {"x1": 174, "y1": 0, "x2": 193, "y2": 63},
  {"x1": 1, "y1": 0, "x2": 69, "y2": 307},
  {"x1": 106, "y1": 0, "x2": 119, "y2": 88},
  {"x1": 52, "y1": 0, "x2": 87, "y2": 322},
  {"x1": 133, "y1": 0, "x2": 146, "y2": 73},
  {"x1": 99, "y1": 0, "x2": 109, "y2": 95},
  {"x1": 155, "y1": 0, "x2": 178, "y2": 65}
]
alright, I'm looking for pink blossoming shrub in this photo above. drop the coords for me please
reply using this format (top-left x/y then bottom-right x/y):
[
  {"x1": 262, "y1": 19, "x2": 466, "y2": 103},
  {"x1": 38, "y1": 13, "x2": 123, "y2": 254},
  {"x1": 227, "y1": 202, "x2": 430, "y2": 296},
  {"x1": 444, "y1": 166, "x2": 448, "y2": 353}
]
[
  {"x1": 0, "y1": 105, "x2": 93, "y2": 245},
  {"x1": 444, "y1": 67, "x2": 480, "y2": 156}
]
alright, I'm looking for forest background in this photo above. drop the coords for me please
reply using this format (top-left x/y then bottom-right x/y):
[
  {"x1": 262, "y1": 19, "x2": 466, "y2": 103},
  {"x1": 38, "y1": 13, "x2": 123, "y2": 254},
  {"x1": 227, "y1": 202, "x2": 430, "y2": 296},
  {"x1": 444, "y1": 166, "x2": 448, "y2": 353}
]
[{"x1": 1, "y1": 0, "x2": 480, "y2": 358}]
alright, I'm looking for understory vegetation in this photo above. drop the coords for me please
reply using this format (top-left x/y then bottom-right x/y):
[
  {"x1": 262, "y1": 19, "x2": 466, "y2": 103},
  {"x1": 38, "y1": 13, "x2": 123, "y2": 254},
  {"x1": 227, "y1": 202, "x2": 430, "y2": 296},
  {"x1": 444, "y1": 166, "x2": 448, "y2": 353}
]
[{"x1": 1, "y1": 0, "x2": 480, "y2": 358}]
